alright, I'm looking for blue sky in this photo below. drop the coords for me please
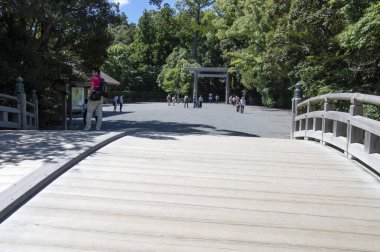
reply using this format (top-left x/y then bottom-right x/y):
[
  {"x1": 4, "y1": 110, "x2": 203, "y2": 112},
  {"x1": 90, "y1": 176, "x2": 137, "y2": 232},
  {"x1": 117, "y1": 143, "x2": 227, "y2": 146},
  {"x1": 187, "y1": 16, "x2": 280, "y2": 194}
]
[{"x1": 109, "y1": 0, "x2": 178, "y2": 24}]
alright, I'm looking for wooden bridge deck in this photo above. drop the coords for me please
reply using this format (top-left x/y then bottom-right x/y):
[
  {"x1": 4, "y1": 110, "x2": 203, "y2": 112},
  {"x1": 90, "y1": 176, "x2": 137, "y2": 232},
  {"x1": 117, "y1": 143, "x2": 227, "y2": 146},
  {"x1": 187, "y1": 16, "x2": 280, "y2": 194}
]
[{"x1": 1, "y1": 135, "x2": 380, "y2": 251}]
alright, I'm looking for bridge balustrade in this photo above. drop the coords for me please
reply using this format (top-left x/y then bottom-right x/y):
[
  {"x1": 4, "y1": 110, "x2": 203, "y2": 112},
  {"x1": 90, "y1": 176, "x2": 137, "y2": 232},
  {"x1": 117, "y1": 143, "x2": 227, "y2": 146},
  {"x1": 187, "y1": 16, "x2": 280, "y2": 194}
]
[
  {"x1": 292, "y1": 93, "x2": 380, "y2": 172},
  {"x1": 0, "y1": 77, "x2": 38, "y2": 130}
]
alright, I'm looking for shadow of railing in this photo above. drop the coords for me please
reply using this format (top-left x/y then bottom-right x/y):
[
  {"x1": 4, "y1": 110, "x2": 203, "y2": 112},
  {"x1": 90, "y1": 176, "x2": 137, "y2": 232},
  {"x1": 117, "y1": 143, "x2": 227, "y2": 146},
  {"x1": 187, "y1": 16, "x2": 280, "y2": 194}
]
[{"x1": 0, "y1": 131, "x2": 106, "y2": 166}]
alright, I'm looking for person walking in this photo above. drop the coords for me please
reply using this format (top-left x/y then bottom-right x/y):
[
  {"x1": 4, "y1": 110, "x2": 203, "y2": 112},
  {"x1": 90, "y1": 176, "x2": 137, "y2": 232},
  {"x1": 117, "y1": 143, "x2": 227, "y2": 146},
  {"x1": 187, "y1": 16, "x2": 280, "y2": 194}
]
[
  {"x1": 84, "y1": 67, "x2": 103, "y2": 131},
  {"x1": 184, "y1": 95, "x2": 189, "y2": 108},
  {"x1": 240, "y1": 96, "x2": 246, "y2": 113},
  {"x1": 198, "y1": 95, "x2": 203, "y2": 108},
  {"x1": 167, "y1": 94, "x2": 171, "y2": 106},
  {"x1": 113, "y1": 96, "x2": 118, "y2": 112},
  {"x1": 172, "y1": 96, "x2": 176, "y2": 106},
  {"x1": 215, "y1": 95, "x2": 219, "y2": 104},
  {"x1": 119, "y1": 95, "x2": 123, "y2": 112},
  {"x1": 235, "y1": 96, "x2": 240, "y2": 112}
]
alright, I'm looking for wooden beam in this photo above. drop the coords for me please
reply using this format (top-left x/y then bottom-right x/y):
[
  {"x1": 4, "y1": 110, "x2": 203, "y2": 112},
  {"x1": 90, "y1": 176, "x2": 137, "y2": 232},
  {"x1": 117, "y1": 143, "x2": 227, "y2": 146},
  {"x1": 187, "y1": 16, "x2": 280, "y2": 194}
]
[
  {"x1": 198, "y1": 74, "x2": 227, "y2": 78},
  {"x1": 185, "y1": 67, "x2": 228, "y2": 72}
]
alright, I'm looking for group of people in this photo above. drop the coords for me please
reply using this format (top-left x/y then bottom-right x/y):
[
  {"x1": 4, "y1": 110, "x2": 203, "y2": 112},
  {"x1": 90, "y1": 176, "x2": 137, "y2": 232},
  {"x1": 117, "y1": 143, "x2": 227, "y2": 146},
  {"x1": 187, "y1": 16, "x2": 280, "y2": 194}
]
[
  {"x1": 166, "y1": 94, "x2": 178, "y2": 106},
  {"x1": 229, "y1": 95, "x2": 246, "y2": 113},
  {"x1": 208, "y1": 93, "x2": 220, "y2": 104},
  {"x1": 167, "y1": 93, "x2": 221, "y2": 109},
  {"x1": 167, "y1": 92, "x2": 247, "y2": 113},
  {"x1": 113, "y1": 95, "x2": 124, "y2": 112}
]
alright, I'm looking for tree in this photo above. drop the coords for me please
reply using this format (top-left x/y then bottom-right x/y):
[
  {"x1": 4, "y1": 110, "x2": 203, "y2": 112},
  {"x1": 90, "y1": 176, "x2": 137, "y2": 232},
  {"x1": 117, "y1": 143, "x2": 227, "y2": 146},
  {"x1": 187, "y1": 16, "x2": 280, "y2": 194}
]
[
  {"x1": 158, "y1": 48, "x2": 199, "y2": 95},
  {"x1": 149, "y1": 0, "x2": 164, "y2": 7},
  {"x1": 338, "y1": 2, "x2": 380, "y2": 94},
  {"x1": 0, "y1": 0, "x2": 120, "y2": 91},
  {"x1": 176, "y1": 0, "x2": 215, "y2": 60}
]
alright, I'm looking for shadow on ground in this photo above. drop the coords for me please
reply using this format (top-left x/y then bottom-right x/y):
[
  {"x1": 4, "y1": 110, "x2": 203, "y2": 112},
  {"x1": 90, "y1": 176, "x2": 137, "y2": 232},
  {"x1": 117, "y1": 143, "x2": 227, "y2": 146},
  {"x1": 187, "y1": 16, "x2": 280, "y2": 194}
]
[
  {"x1": 1, "y1": 119, "x2": 258, "y2": 166},
  {"x1": 84, "y1": 119, "x2": 259, "y2": 139},
  {"x1": 0, "y1": 131, "x2": 105, "y2": 166}
]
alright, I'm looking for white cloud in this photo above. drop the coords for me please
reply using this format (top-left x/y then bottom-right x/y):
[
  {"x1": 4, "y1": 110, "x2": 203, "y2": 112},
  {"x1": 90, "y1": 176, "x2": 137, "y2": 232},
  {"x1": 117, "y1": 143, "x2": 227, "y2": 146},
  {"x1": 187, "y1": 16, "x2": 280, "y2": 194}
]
[{"x1": 109, "y1": 0, "x2": 130, "y2": 6}]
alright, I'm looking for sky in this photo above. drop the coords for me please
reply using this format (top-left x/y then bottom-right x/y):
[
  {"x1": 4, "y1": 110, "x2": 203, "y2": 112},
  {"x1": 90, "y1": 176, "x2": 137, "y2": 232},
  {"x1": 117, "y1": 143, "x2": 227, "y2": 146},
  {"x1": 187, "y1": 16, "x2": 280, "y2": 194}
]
[{"x1": 109, "y1": 0, "x2": 178, "y2": 24}]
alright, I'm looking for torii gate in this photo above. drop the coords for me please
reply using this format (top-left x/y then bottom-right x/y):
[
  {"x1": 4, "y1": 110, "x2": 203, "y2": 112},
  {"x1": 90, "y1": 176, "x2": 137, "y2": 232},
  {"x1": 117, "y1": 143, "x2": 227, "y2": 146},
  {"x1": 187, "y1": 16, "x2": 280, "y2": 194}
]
[{"x1": 185, "y1": 67, "x2": 230, "y2": 103}]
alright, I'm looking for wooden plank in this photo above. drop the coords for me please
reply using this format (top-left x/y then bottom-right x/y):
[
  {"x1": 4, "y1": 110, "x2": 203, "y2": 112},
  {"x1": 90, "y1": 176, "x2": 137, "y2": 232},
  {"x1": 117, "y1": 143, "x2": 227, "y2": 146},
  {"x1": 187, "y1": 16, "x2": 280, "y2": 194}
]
[
  {"x1": 1, "y1": 136, "x2": 380, "y2": 251},
  {"x1": 0, "y1": 132, "x2": 129, "y2": 222}
]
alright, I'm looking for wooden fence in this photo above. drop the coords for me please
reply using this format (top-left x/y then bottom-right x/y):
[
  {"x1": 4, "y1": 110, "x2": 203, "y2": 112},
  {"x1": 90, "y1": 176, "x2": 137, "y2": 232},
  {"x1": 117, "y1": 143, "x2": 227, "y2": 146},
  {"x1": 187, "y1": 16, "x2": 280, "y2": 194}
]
[
  {"x1": 291, "y1": 92, "x2": 380, "y2": 172},
  {"x1": 0, "y1": 77, "x2": 38, "y2": 130}
]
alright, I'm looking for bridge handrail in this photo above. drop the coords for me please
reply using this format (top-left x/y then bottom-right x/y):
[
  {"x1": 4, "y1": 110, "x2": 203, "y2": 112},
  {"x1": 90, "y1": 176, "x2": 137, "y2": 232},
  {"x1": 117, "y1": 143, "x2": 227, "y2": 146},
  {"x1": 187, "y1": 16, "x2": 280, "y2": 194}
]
[
  {"x1": 297, "y1": 93, "x2": 380, "y2": 108},
  {"x1": 291, "y1": 92, "x2": 380, "y2": 173},
  {"x1": 0, "y1": 77, "x2": 38, "y2": 130},
  {"x1": 0, "y1": 93, "x2": 19, "y2": 102}
]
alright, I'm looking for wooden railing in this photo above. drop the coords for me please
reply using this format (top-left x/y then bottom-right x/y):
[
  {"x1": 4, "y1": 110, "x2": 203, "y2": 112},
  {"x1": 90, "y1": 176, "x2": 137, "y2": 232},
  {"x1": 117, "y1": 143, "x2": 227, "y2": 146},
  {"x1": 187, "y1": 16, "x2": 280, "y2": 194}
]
[
  {"x1": 291, "y1": 93, "x2": 380, "y2": 172},
  {"x1": 0, "y1": 77, "x2": 38, "y2": 130}
]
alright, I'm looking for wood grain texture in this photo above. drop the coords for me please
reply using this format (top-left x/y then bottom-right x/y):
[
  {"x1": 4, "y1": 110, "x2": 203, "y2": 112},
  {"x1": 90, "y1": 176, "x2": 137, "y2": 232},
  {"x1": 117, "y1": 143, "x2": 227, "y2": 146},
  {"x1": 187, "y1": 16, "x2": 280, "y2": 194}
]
[{"x1": 1, "y1": 135, "x2": 380, "y2": 251}]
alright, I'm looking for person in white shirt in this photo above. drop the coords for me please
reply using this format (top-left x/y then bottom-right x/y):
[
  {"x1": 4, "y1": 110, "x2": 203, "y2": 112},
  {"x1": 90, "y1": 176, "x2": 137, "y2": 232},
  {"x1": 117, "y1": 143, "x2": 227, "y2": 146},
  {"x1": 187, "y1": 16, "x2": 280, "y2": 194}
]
[
  {"x1": 184, "y1": 95, "x2": 189, "y2": 108},
  {"x1": 172, "y1": 96, "x2": 176, "y2": 106},
  {"x1": 119, "y1": 95, "x2": 123, "y2": 112},
  {"x1": 113, "y1": 96, "x2": 118, "y2": 112},
  {"x1": 198, "y1": 95, "x2": 203, "y2": 108},
  {"x1": 235, "y1": 96, "x2": 240, "y2": 112},
  {"x1": 240, "y1": 97, "x2": 246, "y2": 113},
  {"x1": 167, "y1": 94, "x2": 171, "y2": 106}
]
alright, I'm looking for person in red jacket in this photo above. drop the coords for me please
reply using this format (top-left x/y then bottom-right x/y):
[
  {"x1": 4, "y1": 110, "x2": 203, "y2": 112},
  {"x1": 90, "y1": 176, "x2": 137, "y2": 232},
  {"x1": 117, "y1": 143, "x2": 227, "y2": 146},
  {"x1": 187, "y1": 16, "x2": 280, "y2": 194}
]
[{"x1": 84, "y1": 67, "x2": 103, "y2": 131}]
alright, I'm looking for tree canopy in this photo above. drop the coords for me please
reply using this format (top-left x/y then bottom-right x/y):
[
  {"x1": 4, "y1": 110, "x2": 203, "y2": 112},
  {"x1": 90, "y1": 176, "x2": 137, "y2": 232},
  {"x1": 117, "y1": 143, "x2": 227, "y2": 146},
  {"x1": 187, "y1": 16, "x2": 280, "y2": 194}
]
[
  {"x1": 1, "y1": 0, "x2": 379, "y2": 108},
  {"x1": 0, "y1": 0, "x2": 120, "y2": 91}
]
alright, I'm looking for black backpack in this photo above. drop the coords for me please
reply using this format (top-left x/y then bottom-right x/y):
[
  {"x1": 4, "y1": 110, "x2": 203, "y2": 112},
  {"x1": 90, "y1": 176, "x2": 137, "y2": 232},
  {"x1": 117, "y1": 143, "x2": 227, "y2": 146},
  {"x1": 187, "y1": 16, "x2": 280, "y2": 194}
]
[
  {"x1": 99, "y1": 78, "x2": 107, "y2": 96},
  {"x1": 90, "y1": 77, "x2": 107, "y2": 101}
]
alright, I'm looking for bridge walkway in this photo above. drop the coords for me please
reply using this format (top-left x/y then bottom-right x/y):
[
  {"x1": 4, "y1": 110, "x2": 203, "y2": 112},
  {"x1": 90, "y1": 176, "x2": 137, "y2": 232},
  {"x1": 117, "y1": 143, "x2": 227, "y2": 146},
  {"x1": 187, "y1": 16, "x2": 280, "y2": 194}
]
[{"x1": 1, "y1": 134, "x2": 380, "y2": 251}]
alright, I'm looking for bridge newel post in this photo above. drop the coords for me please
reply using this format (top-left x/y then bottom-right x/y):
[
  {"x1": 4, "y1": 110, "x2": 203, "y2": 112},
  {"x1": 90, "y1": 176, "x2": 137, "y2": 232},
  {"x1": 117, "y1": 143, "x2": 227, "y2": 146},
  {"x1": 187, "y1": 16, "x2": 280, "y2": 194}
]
[
  {"x1": 305, "y1": 101, "x2": 316, "y2": 139},
  {"x1": 348, "y1": 95, "x2": 364, "y2": 148},
  {"x1": 16, "y1": 76, "x2": 27, "y2": 130},
  {"x1": 291, "y1": 82, "x2": 303, "y2": 139},
  {"x1": 32, "y1": 90, "x2": 39, "y2": 130},
  {"x1": 321, "y1": 96, "x2": 335, "y2": 144},
  {"x1": 349, "y1": 96, "x2": 363, "y2": 116}
]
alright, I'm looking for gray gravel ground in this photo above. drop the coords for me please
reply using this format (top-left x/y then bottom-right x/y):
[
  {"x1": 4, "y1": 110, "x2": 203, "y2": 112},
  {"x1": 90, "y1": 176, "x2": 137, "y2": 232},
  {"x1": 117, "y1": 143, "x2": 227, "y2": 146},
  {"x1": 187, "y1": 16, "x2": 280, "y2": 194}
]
[{"x1": 74, "y1": 102, "x2": 292, "y2": 139}]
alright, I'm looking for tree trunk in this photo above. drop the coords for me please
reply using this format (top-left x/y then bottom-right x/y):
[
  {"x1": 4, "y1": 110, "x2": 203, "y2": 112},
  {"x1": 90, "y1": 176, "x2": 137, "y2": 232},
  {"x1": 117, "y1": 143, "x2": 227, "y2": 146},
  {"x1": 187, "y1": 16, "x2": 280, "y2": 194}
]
[{"x1": 192, "y1": 5, "x2": 201, "y2": 60}]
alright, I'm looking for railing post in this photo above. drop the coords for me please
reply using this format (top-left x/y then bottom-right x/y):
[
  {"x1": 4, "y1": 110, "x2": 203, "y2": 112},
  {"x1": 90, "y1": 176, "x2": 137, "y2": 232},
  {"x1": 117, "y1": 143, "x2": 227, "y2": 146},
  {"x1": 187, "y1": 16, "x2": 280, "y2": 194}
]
[
  {"x1": 321, "y1": 96, "x2": 335, "y2": 144},
  {"x1": 305, "y1": 101, "x2": 316, "y2": 139},
  {"x1": 291, "y1": 82, "x2": 303, "y2": 139},
  {"x1": 16, "y1": 77, "x2": 27, "y2": 130},
  {"x1": 348, "y1": 95, "x2": 363, "y2": 144},
  {"x1": 364, "y1": 132, "x2": 380, "y2": 154},
  {"x1": 32, "y1": 89, "x2": 39, "y2": 130},
  {"x1": 349, "y1": 95, "x2": 363, "y2": 116}
]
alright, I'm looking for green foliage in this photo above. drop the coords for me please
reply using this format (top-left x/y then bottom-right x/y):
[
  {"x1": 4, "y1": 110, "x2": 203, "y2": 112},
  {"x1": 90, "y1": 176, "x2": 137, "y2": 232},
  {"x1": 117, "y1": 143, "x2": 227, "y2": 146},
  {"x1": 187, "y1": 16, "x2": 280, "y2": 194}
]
[
  {"x1": 338, "y1": 2, "x2": 380, "y2": 94},
  {"x1": 0, "y1": 0, "x2": 120, "y2": 91},
  {"x1": 157, "y1": 48, "x2": 200, "y2": 95}
]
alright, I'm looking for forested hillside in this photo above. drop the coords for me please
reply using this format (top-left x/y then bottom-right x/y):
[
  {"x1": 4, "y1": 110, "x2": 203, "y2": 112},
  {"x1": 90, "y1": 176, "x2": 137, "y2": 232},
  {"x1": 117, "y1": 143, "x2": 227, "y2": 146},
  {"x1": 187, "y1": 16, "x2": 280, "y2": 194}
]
[
  {"x1": 1, "y1": 0, "x2": 379, "y2": 107},
  {"x1": 104, "y1": 0, "x2": 380, "y2": 107}
]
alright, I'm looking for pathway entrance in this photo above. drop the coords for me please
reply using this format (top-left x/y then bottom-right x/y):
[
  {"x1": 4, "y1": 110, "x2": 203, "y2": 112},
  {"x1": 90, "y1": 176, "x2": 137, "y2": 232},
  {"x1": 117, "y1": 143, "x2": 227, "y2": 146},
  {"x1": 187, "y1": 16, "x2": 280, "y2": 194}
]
[{"x1": 185, "y1": 67, "x2": 230, "y2": 103}]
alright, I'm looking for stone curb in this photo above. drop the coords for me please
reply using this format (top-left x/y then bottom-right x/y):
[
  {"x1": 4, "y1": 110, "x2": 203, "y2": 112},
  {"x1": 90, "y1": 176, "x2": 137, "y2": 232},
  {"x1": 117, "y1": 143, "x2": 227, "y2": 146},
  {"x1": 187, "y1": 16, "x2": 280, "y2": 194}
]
[{"x1": 0, "y1": 131, "x2": 132, "y2": 223}]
